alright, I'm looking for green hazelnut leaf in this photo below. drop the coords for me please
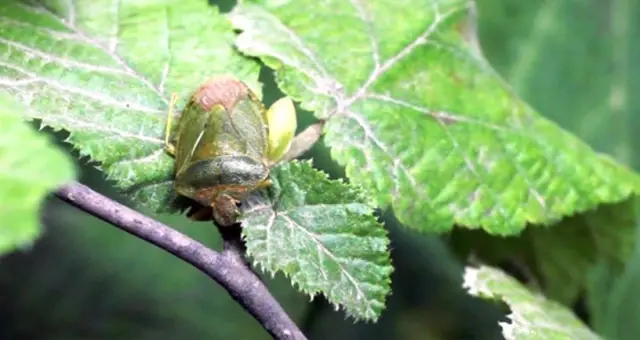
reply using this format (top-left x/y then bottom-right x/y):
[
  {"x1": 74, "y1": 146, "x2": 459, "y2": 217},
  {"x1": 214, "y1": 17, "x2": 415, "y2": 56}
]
[
  {"x1": 229, "y1": 0, "x2": 640, "y2": 235},
  {"x1": 450, "y1": 0, "x2": 640, "y2": 307},
  {"x1": 0, "y1": 0, "x2": 260, "y2": 212},
  {"x1": 241, "y1": 160, "x2": 393, "y2": 321},
  {"x1": 0, "y1": 94, "x2": 75, "y2": 254},
  {"x1": 451, "y1": 198, "x2": 638, "y2": 305},
  {"x1": 463, "y1": 265, "x2": 602, "y2": 340}
]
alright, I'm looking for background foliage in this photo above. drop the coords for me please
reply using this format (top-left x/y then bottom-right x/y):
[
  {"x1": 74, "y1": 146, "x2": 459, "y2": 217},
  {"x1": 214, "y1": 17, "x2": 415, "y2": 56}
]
[{"x1": 2, "y1": 0, "x2": 640, "y2": 339}]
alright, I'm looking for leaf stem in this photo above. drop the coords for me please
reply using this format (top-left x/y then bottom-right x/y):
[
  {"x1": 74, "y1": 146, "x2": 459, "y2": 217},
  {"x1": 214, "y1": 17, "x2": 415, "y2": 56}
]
[
  {"x1": 55, "y1": 181, "x2": 307, "y2": 340},
  {"x1": 280, "y1": 121, "x2": 325, "y2": 163}
]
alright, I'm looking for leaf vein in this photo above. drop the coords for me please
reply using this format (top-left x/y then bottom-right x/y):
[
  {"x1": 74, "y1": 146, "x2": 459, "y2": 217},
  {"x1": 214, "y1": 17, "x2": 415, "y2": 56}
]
[
  {"x1": 347, "y1": 6, "x2": 461, "y2": 104},
  {"x1": 434, "y1": 115, "x2": 512, "y2": 221},
  {"x1": 365, "y1": 93, "x2": 519, "y2": 134},
  {"x1": 273, "y1": 14, "x2": 330, "y2": 79},
  {"x1": 279, "y1": 213, "x2": 371, "y2": 310},
  {"x1": 265, "y1": 209, "x2": 276, "y2": 268},
  {"x1": 109, "y1": 0, "x2": 121, "y2": 53},
  {"x1": 65, "y1": 0, "x2": 76, "y2": 26},
  {"x1": 25, "y1": 0, "x2": 168, "y2": 106},
  {"x1": 5, "y1": 80, "x2": 161, "y2": 116},
  {"x1": 344, "y1": 110, "x2": 418, "y2": 200},
  {"x1": 348, "y1": 0, "x2": 380, "y2": 68},
  {"x1": 112, "y1": 148, "x2": 166, "y2": 167},
  {"x1": 158, "y1": 5, "x2": 171, "y2": 94},
  {"x1": 46, "y1": 115, "x2": 163, "y2": 144},
  {"x1": 0, "y1": 37, "x2": 133, "y2": 77},
  {"x1": 0, "y1": 16, "x2": 81, "y2": 41}
]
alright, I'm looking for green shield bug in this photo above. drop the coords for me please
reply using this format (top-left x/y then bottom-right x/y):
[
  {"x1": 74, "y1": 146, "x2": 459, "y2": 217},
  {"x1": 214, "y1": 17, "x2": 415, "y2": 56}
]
[{"x1": 164, "y1": 76, "x2": 296, "y2": 226}]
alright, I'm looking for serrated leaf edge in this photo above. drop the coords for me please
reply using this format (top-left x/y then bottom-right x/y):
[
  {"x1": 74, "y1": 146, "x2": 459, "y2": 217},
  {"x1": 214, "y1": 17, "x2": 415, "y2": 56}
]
[{"x1": 241, "y1": 160, "x2": 392, "y2": 321}]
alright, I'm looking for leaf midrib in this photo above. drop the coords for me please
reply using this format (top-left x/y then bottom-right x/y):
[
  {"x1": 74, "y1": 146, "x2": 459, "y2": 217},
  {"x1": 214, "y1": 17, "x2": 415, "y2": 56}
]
[{"x1": 14, "y1": 1, "x2": 169, "y2": 108}]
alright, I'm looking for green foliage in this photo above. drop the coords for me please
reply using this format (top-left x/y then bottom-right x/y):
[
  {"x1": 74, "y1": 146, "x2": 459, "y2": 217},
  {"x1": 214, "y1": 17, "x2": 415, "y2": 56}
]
[
  {"x1": 228, "y1": 0, "x2": 640, "y2": 235},
  {"x1": 0, "y1": 0, "x2": 392, "y2": 321},
  {"x1": 587, "y1": 222, "x2": 640, "y2": 340},
  {"x1": 242, "y1": 160, "x2": 392, "y2": 321},
  {"x1": 4, "y1": 0, "x2": 640, "y2": 336},
  {"x1": 451, "y1": 199, "x2": 638, "y2": 305},
  {"x1": 0, "y1": 0, "x2": 260, "y2": 212},
  {"x1": 0, "y1": 94, "x2": 75, "y2": 254},
  {"x1": 587, "y1": 256, "x2": 640, "y2": 340},
  {"x1": 478, "y1": 0, "x2": 640, "y2": 170},
  {"x1": 473, "y1": 0, "x2": 640, "y2": 324},
  {"x1": 464, "y1": 265, "x2": 601, "y2": 340}
]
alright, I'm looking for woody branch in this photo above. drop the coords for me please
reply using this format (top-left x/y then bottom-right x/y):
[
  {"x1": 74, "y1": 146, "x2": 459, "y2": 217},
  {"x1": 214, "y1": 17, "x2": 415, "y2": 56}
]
[{"x1": 55, "y1": 181, "x2": 307, "y2": 340}]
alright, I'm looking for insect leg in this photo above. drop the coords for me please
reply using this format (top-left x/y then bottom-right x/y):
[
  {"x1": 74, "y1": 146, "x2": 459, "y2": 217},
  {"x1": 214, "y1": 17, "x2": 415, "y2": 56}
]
[
  {"x1": 256, "y1": 178, "x2": 273, "y2": 190},
  {"x1": 186, "y1": 205, "x2": 213, "y2": 221},
  {"x1": 164, "y1": 93, "x2": 178, "y2": 155},
  {"x1": 211, "y1": 194, "x2": 241, "y2": 227}
]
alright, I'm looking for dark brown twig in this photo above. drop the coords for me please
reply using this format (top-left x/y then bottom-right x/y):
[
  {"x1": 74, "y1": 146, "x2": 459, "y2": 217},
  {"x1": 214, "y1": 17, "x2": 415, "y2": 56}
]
[{"x1": 55, "y1": 181, "x2": 307, "y2": 340}]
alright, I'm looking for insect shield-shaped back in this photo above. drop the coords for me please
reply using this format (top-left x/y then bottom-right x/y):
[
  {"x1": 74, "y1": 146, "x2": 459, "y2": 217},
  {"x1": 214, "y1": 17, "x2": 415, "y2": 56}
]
[{"x1": 171, "y1": 77, "x2": 270, "y2": 220}]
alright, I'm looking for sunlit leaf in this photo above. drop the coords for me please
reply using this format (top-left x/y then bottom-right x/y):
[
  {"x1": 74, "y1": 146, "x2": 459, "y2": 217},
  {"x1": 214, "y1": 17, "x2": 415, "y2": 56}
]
[
  {"x1": 229, "y1": 0, "x2": 640, "y2": 235},
  {"x1": 0, "y1": 0, "x2": 260, "y2": 211},
  {"x1": 241, "y1": 160, "x2": 393, "y2": 321},
  {"x1": 464, "y1": 265, "x2": 601, "y2": 340}
]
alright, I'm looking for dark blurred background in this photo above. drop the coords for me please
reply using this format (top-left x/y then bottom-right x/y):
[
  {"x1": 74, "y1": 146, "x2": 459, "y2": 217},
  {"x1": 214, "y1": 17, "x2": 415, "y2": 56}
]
[{"x1": 2, "y1": 0, "x2": 638, "y2": 339}]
